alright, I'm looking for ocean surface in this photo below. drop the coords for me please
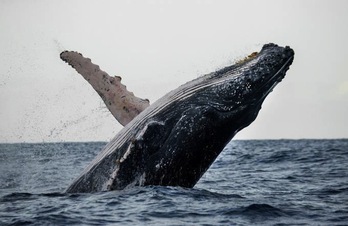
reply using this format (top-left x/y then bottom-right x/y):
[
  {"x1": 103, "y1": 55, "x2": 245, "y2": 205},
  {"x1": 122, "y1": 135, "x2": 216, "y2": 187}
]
[{"x1": 0, "y1": 140, "x2": 347, "y2": 225}]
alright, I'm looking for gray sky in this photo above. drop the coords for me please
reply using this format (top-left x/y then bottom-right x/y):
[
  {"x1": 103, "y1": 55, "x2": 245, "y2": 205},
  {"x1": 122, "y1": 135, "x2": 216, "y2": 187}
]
[{"x1": 0, "y1": 0, "x2": 347, "y2": 143}]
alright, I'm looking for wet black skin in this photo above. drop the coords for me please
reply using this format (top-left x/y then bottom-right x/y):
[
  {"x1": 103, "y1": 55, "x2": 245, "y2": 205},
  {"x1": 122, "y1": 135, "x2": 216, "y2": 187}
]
[{"x1": 66, "y1": 43, "x2": 294, "y2": 193}]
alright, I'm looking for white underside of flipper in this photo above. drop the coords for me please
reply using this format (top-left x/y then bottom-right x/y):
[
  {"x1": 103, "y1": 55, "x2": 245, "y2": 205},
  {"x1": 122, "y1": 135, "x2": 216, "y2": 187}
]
[{"x1": 60, "y1": 51, "x2": 150, "y2": 126}]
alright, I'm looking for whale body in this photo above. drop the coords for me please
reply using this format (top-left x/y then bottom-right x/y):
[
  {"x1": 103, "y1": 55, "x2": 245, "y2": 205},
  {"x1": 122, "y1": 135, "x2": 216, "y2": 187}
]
[{"x1": 65, "y1": 43, "x2": 294, "y2": 193}]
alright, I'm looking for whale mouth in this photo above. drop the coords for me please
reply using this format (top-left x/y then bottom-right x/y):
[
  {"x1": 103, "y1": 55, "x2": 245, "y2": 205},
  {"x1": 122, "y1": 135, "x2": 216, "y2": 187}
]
[
  {"x1": 259, "y1": 46, "x2": 294, "y2": 99},
  {"x1": 260, "y1": 53, "x2": 294, "y2": 97}
]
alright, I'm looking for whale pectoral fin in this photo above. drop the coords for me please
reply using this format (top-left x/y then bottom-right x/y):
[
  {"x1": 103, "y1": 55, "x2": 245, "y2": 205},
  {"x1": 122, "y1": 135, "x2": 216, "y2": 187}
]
[{"x1": 60, "y1": 51, "x2": 150, "y2": 126}]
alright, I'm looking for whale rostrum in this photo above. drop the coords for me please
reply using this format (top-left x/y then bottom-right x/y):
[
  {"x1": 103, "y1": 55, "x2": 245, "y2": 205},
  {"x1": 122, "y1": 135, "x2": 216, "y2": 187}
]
[{"x1": 61, "y1": 43, "x2": 294, "y2": 193}]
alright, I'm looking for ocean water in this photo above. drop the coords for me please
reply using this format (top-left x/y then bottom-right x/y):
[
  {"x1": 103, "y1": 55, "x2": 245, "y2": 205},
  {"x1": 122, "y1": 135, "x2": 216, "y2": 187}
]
[{"x1": 0, "y1": 140, "x2": 347, "y2": 225}]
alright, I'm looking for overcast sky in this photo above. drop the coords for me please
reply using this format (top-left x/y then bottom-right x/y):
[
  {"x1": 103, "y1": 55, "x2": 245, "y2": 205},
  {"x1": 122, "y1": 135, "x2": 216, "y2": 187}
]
[{"x1": 0, "y1": 0, "x2": 347, "y2": 143}]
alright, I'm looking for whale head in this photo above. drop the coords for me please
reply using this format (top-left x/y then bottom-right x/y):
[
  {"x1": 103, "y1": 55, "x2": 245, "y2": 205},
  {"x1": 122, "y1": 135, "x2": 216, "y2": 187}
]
[
  {"x1": 190, "y1": 43, "x2": 295, "y2": 135},
  {"x1": 218, "y1": 43, "x2": 294, "y2": 103},
  {"x1": 135, "y1": 43, "x2": 295, "y2": 188}
]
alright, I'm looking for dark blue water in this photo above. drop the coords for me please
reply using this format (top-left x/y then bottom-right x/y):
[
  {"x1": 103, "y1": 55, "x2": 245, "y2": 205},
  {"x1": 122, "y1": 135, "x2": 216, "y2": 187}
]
[{"x1": 1, "y1": 140, "x2": 347, "y2": 225}]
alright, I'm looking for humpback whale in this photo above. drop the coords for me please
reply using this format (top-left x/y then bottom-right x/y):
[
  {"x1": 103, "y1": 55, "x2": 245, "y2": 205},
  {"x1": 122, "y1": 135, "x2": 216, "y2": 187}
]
[{"x1": 61, "y1": 43, "x2": 294, "y2": 193}]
